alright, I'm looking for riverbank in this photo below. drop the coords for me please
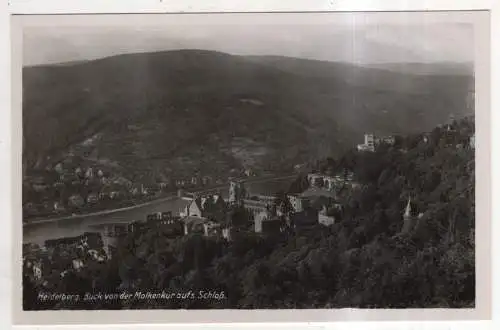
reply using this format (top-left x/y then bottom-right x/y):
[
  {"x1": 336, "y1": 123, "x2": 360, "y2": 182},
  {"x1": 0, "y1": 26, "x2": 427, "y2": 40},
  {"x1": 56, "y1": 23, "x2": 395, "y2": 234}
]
[{"x1": 23, "y1": 174, "x2": 297, "y2": 227}]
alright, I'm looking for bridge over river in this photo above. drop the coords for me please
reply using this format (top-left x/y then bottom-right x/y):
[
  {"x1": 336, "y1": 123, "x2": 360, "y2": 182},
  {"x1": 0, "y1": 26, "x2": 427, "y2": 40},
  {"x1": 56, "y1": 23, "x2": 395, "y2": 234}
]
[{"x1": 23, "y1": 175, "x2": 296, "y2": 245}]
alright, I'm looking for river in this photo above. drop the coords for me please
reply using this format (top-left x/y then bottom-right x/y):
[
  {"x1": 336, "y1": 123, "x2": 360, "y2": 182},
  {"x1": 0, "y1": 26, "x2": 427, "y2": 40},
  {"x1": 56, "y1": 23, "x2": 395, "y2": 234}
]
[{"x1": 23, "y1": 176, "x2": 295, "y2": 245}]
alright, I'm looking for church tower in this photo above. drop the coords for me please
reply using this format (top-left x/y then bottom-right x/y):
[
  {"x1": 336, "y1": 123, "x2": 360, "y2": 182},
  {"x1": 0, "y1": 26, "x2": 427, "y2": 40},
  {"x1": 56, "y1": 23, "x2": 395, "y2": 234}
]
[{"x1": 401, "y1": 197, "x2": 415, "y2": 234}]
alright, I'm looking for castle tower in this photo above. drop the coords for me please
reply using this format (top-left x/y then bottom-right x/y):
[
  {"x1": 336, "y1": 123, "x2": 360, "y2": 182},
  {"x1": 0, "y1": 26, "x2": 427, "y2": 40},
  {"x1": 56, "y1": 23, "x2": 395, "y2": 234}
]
[
  {"x1": 404, "y1": 197, "x2": 411, "y2": 220},
  {"x1": 228, "y1": 180, "x2": 246, "y2": 205},
  {"x1": 401, "y1": 197, "x2": 415, "y2": 234}
]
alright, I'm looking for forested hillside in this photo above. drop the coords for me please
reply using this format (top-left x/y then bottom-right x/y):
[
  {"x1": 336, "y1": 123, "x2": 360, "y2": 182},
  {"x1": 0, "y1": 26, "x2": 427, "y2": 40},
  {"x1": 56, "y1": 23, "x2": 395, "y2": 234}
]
[
  {"x1": 23, "y1": 50, "x2": 473, "y2": 181},
  {"x1": 24, "y1": 116, "x2": 475, "y2": 310}
]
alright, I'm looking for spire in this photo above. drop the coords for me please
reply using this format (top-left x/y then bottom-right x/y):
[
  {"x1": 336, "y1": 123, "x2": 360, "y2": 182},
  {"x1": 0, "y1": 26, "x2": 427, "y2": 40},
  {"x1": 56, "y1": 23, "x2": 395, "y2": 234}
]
[{"x1": 404, "y1": 197, "x2": 412, "y2": 219}]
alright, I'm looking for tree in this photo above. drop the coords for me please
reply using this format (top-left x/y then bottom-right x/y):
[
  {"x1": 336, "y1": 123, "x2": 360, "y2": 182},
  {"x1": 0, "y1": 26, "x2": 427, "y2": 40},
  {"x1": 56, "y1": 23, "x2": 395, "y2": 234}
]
[
  {"x1": 273, "y1": 190, "x2": 293, "y2": 216},
  {"x1": 288, "y1": 174, "x2": 309, "y2": 194}
]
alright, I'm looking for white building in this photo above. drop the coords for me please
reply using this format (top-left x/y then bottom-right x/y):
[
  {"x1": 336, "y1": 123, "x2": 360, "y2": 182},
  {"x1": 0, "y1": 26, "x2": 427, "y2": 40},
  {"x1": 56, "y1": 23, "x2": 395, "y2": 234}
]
[
  {"x1": 203, "y1": 221, "x2": 222, "y2": 237},
  {"x1": 376, "y1": 136, "x2": 396, "y2": 146},
  {"x1": 357, "y1": 134, "x2": 375, "y2": 152},
  {"x1": 72, "y1": 259, "x2": 85, "y2": 271},
  {"x1": 85, "y1": 167, "x2": 94, "y2": 178},
  {"x1": 318, "y1": 206, "x2": 335, "y2": 226},
  {"x1": 53, "y1": 202, "x2": 66, "y2": 212},
  {"x1": 33, "y1": 261, "x2": 42, "y2": 280},
  {"x1": 357, "y1": 133, "x2": 395, "y2": 152},
  {"x1": 287, "y1": 194, "x2": 309, "y2": 213},
  {"x1": 306, "y1": 173, "x2": 345, "y2": 191}
]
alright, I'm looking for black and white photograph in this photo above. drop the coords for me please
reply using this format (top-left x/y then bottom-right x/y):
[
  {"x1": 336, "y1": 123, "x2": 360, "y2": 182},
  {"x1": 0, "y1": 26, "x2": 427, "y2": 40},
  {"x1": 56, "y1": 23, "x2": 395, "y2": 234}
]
[{"x1": 17, "y1": 11, "x2": 483, "y2": 313}]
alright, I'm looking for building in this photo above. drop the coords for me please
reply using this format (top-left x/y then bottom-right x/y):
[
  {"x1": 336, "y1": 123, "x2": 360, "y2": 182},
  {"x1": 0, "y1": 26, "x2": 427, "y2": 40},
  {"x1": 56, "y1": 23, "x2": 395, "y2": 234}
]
[
  {"x1": 182, "y1": 216, "x2": 208, "y2": 235},
  {"x1": 53, "y1": 202, "x2": 66, "y2": 213},
  {"x1": 44, "y1": 236, "x2": 82, "y2": 260},
  {"x1": 98, "y1": 191, "x2": 109, "y2": 200},
  {"x1": 149, "y1": 214, "x2": 184, "y2": 237},
  {"x1": 242, "y1": 199, "x2": 270, "y2": 218},
  {"x1": 470, "y1": 133, "x2": 475, "y2": 149},
  {"x1": 357, "y1": 133, "x2": 395, "y2": 152},
  {"x1": 180, "y1": 194, "x2": 226, "y2": 220},
  {"x1": 307, "y1": 173, "x2": 352, "y2": 191},
  {"x1": 375, "y1": 136, "x2": 396, "y2": 146},
  {"x1": 228, "y1": 180, "x2": 247, "y2": 205},
  {"x1": 254, "y1": 210, "x2": 283, "y2": 234},
  {"x1": 357, "y1": 134, "x2": 375, "y2": 152},
  {"x1": 400, "y1": 197, "x2": 423, "y2": 234},
  {"x1": 203, "y1": 221, "x2": 222, "y2": 237},
  {"x1": 221, "y1": 226, "x2": 246, "y2": 242},
  {"x1": 89, "y1": 223, "x2": 129, "y2": 259},
  {"x1": 87, "y1": 249, "x2": 106, "y2": 262},
  {"x1": 109, "y1": 191, "x2": 121, "y2": 199},
  {"x1": 287, "y1": 194, "x2": 310, "y2": 213},
  {"x1": 299, "y1": 186, "x2": 337, "y2": 200},
  {"x1": 307, "y1": 173, "x2": 328, "y2": 189},
  {"x1": 72, "y1": 259, "x2": 85, "y2": 271},
  {"x1": 33, "y1": 260, "x2": 43, "y2": 280},
  {"x1": 32, "y1": 177, "x2": 49, "y2": 192},
  {"x1": 147, "y1": 211, "x2": 173, "y2": 222},
  {"x1": 201, "y1": 176, "x2": 211, "y2": 185},
  {"x1": 127, "y1": 221, "x2": 148, "y2": 234},
  {"x1": 318, "y1": 206, "x2": 336, "y2": 226},
  {"x1": 252, "y1": 195, "x2": 277, "y2": 204},
  {"x1": 54, "y1": 163, "x2": 64, "y2": 174},
  {"x1": 86, "y1": 193, "x2": 98, "y2": 204},
  {"x1": 222, "y1": 227, "x2": 232, "y2": 241},
  {"x1": 85, "y1": 167, "x2": 94, "y2": 179},
  {"x1": 289, "y1": 207, "x2": 319, "y2": 230}
]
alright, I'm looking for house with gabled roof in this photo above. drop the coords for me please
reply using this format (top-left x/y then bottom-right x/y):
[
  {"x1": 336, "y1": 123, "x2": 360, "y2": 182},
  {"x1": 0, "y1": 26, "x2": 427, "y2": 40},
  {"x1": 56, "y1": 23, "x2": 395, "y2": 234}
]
[{"x1": 180, "y1": 194, "x2": 226, "y2": 221}]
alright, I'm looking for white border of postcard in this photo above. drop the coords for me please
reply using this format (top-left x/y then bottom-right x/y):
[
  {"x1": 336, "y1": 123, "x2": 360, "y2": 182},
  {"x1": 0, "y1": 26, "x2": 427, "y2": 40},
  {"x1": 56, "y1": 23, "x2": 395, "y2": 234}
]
[{"x1": 1, "y1": 0, "x2": 498, "y2": 329}]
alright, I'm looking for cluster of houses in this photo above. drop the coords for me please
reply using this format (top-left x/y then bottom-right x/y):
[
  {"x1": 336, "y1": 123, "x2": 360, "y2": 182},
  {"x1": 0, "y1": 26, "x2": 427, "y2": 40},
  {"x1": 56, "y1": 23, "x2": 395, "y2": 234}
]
[
  {"x1": 173, "y1": 175, "x2": 360, "y2": 240},
  {"x1": 357, "y1": 127, "x2": 475, "y2": 153},
  {"x1": 23, "y1": 164, "x2": 429, "y2": 290},
  {"x1": 23, "y1": 160, "x2": 241, "y2": 219},
  {"x1": 23, "y1": 232, "x2": 108, "y2": 289}
]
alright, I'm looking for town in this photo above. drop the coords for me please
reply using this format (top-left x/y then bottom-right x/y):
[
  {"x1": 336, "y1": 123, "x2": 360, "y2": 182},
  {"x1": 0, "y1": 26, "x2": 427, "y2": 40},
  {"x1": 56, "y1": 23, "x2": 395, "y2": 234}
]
[
  {"x1": 22, "y1": 117, "x2": 476, "y2": 310},
  {"x1": 22, "y1": 154, "x2": 268, "y2": 221}
]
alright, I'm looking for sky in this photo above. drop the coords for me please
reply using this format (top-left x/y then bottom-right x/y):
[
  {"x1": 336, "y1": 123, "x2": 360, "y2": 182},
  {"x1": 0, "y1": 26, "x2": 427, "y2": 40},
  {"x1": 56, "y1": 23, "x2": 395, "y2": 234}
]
[{"x1": 19, "y1": 12, "x2": 478, "y2": 66}]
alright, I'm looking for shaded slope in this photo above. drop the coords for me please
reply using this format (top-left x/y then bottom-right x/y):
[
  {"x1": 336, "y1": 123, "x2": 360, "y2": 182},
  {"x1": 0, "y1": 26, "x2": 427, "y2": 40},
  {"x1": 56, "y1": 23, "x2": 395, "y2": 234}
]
[{"x1": 23, "y1": 50, "x2": 474, "y2": 179}]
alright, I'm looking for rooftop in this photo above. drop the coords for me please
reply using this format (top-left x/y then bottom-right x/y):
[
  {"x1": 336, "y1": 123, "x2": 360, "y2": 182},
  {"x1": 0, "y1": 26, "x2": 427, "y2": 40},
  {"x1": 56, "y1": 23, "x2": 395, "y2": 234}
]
[
  {"x1": 299, "y1": 186, "x2": 337, "y2": 199},
  {"x1": 182, "y1": 216, "x2": 208, "y2": 226}
]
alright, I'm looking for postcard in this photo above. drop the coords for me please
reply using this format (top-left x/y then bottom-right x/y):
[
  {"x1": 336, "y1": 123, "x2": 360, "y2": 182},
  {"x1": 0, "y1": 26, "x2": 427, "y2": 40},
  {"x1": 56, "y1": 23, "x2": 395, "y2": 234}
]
[{"x1": 8, "y1": 9, "x2": 492, "y2": 326}]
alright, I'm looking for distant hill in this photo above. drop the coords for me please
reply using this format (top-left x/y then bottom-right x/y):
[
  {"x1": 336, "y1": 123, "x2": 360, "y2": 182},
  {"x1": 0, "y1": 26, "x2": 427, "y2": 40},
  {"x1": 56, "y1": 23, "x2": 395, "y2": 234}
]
[
  {"x1": 22, "y1": 50, "x2": 474, "y2": 181},
  {"x1": 361, "y1": 62, "x2": 474, "y2": 76}
]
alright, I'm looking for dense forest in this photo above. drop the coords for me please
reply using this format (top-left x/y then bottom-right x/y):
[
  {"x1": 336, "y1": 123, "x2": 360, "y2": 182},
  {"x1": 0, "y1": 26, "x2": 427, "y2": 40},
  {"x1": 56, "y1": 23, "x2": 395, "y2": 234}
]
[{"x1": 23, "y1": 116, "x2": 475, "y2": 309}]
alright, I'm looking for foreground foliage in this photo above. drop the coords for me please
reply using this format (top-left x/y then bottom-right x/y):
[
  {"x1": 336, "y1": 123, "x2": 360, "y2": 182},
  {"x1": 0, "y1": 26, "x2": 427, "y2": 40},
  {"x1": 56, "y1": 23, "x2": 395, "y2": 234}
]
[{"x1": 24, "y1": 117, "x2": 475, "y2": 309}]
